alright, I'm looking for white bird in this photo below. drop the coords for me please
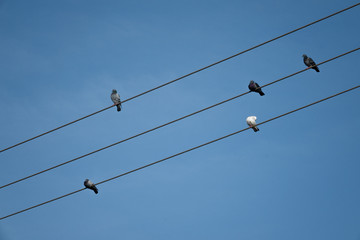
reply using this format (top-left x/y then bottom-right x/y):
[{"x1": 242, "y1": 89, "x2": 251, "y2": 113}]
[
  {"x1": 111, "y1": 89, "x2": 122, "y2": 112},
  {"x1": 84, "y1": 179, "x2": 98, "y2": 194},
  {"x1": 246, "y1": 116, "x2": 259, "y2": 132}
]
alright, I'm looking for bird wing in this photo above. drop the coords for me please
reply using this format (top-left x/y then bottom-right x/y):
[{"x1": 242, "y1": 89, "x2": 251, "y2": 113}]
[
  {"x1": 111, "y1": 93, "x2": 121, "y2": 103},
  {"x1": 246, "y1": 116, "x2": 256, "y2": 126},
  {"x1": 115, "y1": 93, "x2": 121, "y2": 101},
  {"x1": 308, "y1": 57, "x2": 316, "y2": 66}
]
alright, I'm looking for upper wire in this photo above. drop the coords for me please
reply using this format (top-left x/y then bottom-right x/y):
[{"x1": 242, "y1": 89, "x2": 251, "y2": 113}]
[
  {"x1": 0, "y1": 47, "x2": 359, "y2": 190},
  {"x1": 1, "y1": 84, "x2": 359, "y2": 221},
  {"x1": 1, "y1": 2, "x2": 359, "y2": 153}
]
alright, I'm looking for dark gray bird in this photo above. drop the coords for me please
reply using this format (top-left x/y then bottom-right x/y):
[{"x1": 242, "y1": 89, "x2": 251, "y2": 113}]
[
  {"x1": 248, "y1": 80, "x2": 265, "y2": 96},
  {"x1": 84, "y1": 179, "x2": 98, "y2": 194},
  {"x1": 111, "y1": 89, "x2": 122, "y2": 112},
  {"x1": 303, "y1": 54, "x2": 320, "y2": 72}
]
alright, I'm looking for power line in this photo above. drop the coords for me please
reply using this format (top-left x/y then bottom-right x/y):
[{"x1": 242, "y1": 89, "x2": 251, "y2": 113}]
[
  {"x1": 1, "y1": 2, "x2": 359, "y2": 154},
  {"x1": 1, "y1": 84, "x2": 359, "y2": 221},
  {"x1": 0, "y1": 47, "x2": 358, "y2": 190}
]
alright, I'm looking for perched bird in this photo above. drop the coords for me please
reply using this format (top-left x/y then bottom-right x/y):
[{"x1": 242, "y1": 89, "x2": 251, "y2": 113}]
[
  {"x1": 84, "y1": 179, "x2": 98, "y2": 194},
  {"x1": 246, "y1": 116, "x2": 259, "y2": 132},
  {"x1": 248, "y1": 80, "x2": 265, "y2": 96},
  {"x1": 303, "y1": 54, "x2": 320, "y2": 72},
  {"x1": 111, "y1": 89, "x2": 122, "y2": 112}
]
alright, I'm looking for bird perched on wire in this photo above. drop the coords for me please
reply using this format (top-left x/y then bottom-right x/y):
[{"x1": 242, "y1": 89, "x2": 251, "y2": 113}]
[
  {"x1": 246, "y1": 116, "x2": 259, "y2": 132},
  {"x1": 303, "y1": 54, "x2": 320, "y2": 72},
  {"x1": 248, "y1": 80, "x2": 265, "y2": 96},
  {"x1": 111, "y1": 89, "x2": 122, "y2": 112},
  {"x1": 84, "y1": 179, "x2": 98, "y2": 194}
]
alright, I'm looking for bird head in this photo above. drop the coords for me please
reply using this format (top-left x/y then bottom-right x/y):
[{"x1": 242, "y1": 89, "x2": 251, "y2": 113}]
[
  {"x1": 112, "y1": 89, "x2": 117, "y2": 93},
  {"x1": 302, "y1": 54, "x2": 307, "y2": 58},
  {"x1": 250, "y1": 80, "x2": 254, "y2": 84}
]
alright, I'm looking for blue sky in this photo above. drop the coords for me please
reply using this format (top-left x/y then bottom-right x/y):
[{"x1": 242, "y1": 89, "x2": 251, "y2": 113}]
[{"x1": 0, "y1": 0, "x2": 360, "y2": 239}]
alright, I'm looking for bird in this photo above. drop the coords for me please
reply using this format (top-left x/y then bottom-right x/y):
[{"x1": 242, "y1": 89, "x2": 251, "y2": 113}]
[
  {"x1": 246, "y1": 116, "x2": 259, "y2": 132},
  {"x1": 111, "y1": 89, "x2": 122, "y2": 112},
  {"x1": 84, "y1": 179, "x2": 98, "y2": 194},
  {"x1": 303, "y1": 54, "x2": 320, "y2": 72},
  {"x1": 248, "y1": 80, "x2": 265, "y2": 96}
]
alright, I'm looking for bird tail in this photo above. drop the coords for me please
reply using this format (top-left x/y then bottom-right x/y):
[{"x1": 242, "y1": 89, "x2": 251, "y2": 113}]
[
  {"x1": 116, "y1": 104, "x2": 122, "y2": 112},
  {"x1": 252, "y1": 126, "x2": 259, "y2": 132},
  {"x1": 313, "y1": 66, "x2": 320, "y2": 72},
  {"x1": 259, "y1": 91, "x2": 265, "y2": 96},
  {"x1": 93, "y1": 187, "x2": 98, "y2": 194}
]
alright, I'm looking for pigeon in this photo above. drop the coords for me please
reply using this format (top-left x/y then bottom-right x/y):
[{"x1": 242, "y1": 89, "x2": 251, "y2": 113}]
[
  {"x1": 246, "y1": 116, "x2": 259, "y2": 132},
  {"x1": 248, "y1": 80, "x2": 265, "y2": 96},
  {"x1": 303, "y1": 54, "x2": 320, "y2": 72},
  {"x1": 84, "y1": 179, "x2": 98, "y2": 194},
  {"x1": 111, "y1": 89, "x2": 122, "y2": 112}
]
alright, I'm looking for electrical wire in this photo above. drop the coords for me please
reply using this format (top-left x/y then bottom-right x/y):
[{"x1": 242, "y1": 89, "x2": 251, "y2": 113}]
[
  {"x1": 0, "y1": 47, "x2": 359, "y2": 190},
  {"x1": 1, "y1": 2, "x2": 359, "y2": 153},
  {"x1": 1, "y1": 84, "x2": 359, "y2": 221}
]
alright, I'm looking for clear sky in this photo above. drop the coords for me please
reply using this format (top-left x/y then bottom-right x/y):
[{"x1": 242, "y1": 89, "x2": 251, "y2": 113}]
[{"x1": 0, "y1": 0, "x2": 359, "y2": 239}]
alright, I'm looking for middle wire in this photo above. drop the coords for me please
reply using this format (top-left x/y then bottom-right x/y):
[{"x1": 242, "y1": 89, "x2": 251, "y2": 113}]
[{"x1": 0, "y1": 47, "x2": 359, "y2": 190}]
